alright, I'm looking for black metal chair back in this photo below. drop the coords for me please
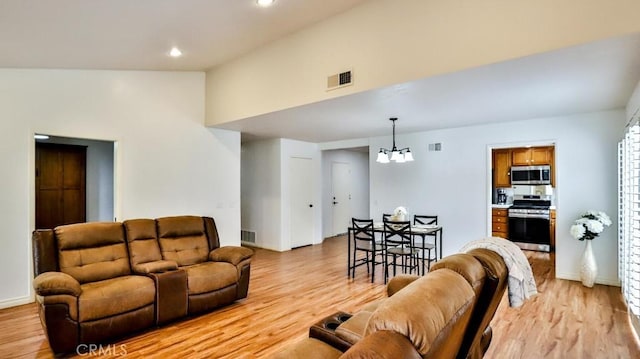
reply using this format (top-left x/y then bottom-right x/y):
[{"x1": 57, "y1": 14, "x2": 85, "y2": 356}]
[
  {"x1": 382, "y1": 220, "x2": 418, "y2": 282},
  {"x1": 414, "y1": 215, "x2": 438, "y2": 226},
  {"x1": 383, "y1": 220, "x2": 412, "y2": 247},
  {"x1": 413, "y1": 215, "x2": 439, "y2": 271},
  {"x1": 352, "y1": 218, "x2": 374, "y2": 244},
  {"x1": 350, "y1": 218, "x2": 380, "y2": 283},
  {"x1": 382, "y1": 213, "x2": 393, "y2": 222}
]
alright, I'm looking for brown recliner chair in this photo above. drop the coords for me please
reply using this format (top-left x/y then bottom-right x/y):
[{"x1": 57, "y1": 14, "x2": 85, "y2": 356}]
[
  {"x1": 272, "y1": 268, "x2": 477, "y2": 359},
  {"x1": 276, "y1": 248, "x2": 508, "y2": 359},
  {"x1": 32, "y1": 222, "x2": 156, "y2": 354}
]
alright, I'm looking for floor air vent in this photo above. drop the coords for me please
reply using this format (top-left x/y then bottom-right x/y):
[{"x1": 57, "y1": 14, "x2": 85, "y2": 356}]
[
  {"x1": 241, "y1": 229, "x2": 256, "y2": 244},
  {"x1": 327, "y1": 70, "x2": 353, "y2": 91}
]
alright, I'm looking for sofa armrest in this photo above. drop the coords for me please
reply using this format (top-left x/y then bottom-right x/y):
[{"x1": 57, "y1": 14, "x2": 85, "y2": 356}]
[
  {"x1": 386, "y1": 274, "x2": 420, "y2": 297},
  {"x1": 33, "y1": 272, "x2": 81, "y2": 297},
  {"x1": 133, "y1": 260, "x2": 178, "y2": 274},
  {"x1": 209, "y1": 246, "x2": 254, "y2": 265}
]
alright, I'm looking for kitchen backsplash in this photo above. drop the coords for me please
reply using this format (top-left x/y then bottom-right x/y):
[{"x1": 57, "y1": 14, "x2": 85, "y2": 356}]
[{"x1": 495, "y1": 185, "x2": 554, "y2": 205}]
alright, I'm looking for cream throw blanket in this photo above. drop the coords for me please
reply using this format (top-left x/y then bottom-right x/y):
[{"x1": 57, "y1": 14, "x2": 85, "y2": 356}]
[{"x1": 460, "y1": 237, "x2": 538, "y2": 308}]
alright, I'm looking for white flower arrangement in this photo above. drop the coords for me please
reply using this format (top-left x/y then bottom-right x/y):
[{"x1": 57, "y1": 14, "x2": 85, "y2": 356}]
[
  {"x1": 570, "y1": 210, "x2": 611, "y2": 241},
  {"x1": 393, "y1": 206, "x2": 407, "y2": 216},
  {"x1": 391, "y1": 206, "x2": 408, "y2": 221}
]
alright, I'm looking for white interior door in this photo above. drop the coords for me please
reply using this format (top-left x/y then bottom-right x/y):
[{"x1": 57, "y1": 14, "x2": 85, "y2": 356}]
[
  {"x1": 331, "y1": 162, "x2": 351, "y2": 236},
  {"x1": 290, "y1": 157, "x2": 314, "y2": 248}
]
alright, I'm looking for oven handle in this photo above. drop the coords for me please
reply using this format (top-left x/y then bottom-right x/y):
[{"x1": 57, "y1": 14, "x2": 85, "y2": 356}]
[{"x1": 509, "y1": 213, "x2": 550, "y2": 220}]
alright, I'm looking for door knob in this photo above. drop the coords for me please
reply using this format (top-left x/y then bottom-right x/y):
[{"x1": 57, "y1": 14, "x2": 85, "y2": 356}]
[
  {"x1": 309, "y1": 204, "x2": 313, "y2": 208},
  {"x1": 333, "y1": 201, "x2": 338, "y2": 205}
]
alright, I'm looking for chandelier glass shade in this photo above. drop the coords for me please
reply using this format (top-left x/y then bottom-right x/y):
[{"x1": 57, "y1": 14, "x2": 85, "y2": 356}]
[{"x1": 376, "y1": 118, "x2": 414, "y2": 163}]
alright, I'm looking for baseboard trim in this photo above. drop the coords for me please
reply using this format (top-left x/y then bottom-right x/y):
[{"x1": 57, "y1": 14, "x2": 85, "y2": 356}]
[
  {"x1": 0, "y1": 295, "x2": 34, "y2": 309},
  {"x1": 555, "y1": 272, "x2": 621, "y2": 287}
]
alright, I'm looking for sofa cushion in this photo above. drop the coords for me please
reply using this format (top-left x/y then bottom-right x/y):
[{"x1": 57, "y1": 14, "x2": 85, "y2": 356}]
[
  {"x1": 272, "y1": 337, "x2": 343, "y2": 359},
  {"x1": 56, "y1": 222, "x2": 130, "y2": 284},
  {"x1": 366, "y1": 269, "x2": 475, "y2": 358},
  {"x1": 78, "y1": 275, "x2": 155, "y2": 322},
  {"x1": 430, "y1": 253, "x2": 486, "y2": 297},
  {"x1": 184, "y1": 262, "x2": 238, "y2": 295},
  {"x1": 341, "y1": 330, "x2": 422, "y2": 359},
  {"x1": 124, "y1": 219, "x2": 163, "y2": 267},
  {"x1": 157, "y1": 216, "x2": 210, "y2": 266}
]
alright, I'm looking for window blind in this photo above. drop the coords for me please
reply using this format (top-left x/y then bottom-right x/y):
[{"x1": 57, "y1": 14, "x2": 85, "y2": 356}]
[{"x1": 619, "y1": 120, "x2": 640, "y2": 337}]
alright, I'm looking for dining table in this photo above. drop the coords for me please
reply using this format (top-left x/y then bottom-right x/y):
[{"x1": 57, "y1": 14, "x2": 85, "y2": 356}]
[{"x1": 346, "y1": 222, "x2": 443, "y2": 277}]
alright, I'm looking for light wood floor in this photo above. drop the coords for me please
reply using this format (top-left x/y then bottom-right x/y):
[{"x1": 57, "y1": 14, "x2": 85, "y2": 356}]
[{"x1": 0, "y1": 236, "x2": 638, "y2": 358}]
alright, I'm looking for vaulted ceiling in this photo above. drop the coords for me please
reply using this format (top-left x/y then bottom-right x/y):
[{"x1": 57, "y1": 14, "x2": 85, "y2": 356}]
[
  {"x1": 0, "y1": 0, "x2": 369, "y2": 71},
  {"x1": 2, "y1": 1, "x2": 639, "y2": 143}
]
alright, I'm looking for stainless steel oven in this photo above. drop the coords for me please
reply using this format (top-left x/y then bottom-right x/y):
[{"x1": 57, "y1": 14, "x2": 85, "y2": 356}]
[{"x1": 508, "y1": 195, "x2": 551, "y2": 252}]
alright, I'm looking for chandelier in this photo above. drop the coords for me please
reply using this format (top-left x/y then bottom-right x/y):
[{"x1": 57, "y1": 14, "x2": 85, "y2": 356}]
[{"x1": 376, "y1": 118, "x2": 414, "y2": 163}]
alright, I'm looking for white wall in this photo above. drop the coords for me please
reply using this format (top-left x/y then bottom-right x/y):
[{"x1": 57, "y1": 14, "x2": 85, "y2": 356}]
[
  {"x1": 370, "y1": 110, "x2": 624, "y2": 285},
  {"x1": 321, "y1": 149, "x2": 370, "y2": 238},
  {"x1": 38, "y1": 137, "x2": 114, "y2": 222},
  {"x1": 206, "y1": 0, "x2": 640, "y2": 125},
  {"x1": 0, "y1": 69, "x2": 241, "y2": 308},
  {"x1": 241, "y1": 139, "x2": 282, "y2": 250},
  {"x1": 241, "y1": 138, "x2": 322, "y2": 251},
  {"x1": 627, "y1": 80, "x2": 640, "y2": 123}
]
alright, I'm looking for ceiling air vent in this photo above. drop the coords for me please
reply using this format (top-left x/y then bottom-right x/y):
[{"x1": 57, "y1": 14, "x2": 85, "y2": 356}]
[{"x1": 327, "y1": 70, "x2": 353, "y2": 91}]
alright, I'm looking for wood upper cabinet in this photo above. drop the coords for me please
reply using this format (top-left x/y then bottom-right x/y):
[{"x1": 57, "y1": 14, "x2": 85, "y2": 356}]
[
  {"x1": 493, "y1": 149, "x2": 511, "y2": 188},
  {"x1": 511, "y1": 146, "x2": 552, "y2": 166}
]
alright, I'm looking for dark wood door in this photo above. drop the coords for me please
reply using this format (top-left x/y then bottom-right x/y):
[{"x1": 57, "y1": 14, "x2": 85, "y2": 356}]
[{"x1": 36, "y1": 143, "x2": 87, "y2": 229}]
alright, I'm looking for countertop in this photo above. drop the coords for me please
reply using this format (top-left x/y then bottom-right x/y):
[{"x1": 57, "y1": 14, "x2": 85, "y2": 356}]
[{"x1": 491, "y1": 204, "x2": 512, "y2": 209}]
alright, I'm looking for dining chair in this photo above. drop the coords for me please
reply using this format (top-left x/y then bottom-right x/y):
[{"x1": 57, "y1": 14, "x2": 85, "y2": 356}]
[
  {"x1": 414, "y1": 215, "x2": 438, "y2": 226},
  {"x1": 413, "y1": 215, "x2": 438, "y2": 269},
  {"x1": 382, "y1": 220, "x2": 419, "y2": 283},
  {"x1": 350, "y1": 218, "x2": 383, "y2": 283}
]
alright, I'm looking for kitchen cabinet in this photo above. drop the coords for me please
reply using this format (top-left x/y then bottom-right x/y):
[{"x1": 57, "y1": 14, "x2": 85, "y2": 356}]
[
  {"x1": 493, "y1": 149, "x2": 511, "y2": 188},
  {"x1": 492, "y1": 208, "x2": 508, "y2": 239},
  {"x1": 550, "y1": 209, "x2": 556, "y2": 250},
  {"x1": 511, "y1": 146, "x2": 552, "y2": 166}
]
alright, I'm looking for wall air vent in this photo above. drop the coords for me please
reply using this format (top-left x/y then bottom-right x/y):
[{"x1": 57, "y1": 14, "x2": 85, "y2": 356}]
[
  {"x1": 327, "y1": 70, "x2": 353, "y2": 91},
  {"x1": 428, "y1": 143, "x2": 442, "y2": 152},
  {"x1": 241, "y1": 229, "x2": 256, "y2": 244}
]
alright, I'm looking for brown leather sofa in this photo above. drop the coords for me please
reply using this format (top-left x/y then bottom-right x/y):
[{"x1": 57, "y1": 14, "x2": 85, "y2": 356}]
[
  {"x1": 32, "y1": 215, "x2": 254, "y2": 355},
  {"x1": 273, "y1": 248, "x2": 508, "y2": 359}
]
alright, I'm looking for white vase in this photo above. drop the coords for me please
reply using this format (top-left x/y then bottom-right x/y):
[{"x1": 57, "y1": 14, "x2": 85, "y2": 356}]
[{"x1": 580, "y1": 240, "x2": 598, "y2": 288}]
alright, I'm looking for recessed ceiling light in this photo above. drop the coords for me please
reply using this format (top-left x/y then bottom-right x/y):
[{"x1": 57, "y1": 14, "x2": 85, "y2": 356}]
[
  {"x1": 34, "y1": 134, "x2": 49, "y2": 140},
  {"x1": 169, "y1": 47, "x2": 182, "y2": 58},
  {"x1": 257, "y1": 0, "x2": 275, "y2": 7}
]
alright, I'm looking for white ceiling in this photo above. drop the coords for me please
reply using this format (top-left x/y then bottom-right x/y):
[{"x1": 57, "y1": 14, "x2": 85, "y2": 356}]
[
  {"x1": 1, "y1": 2, "x2": 639, "y2": 144},
  {"x1": 222, "y1": 33, "x2": 640, "y2": 143},
  {"x1": 0, "y1": 0, "x2": 369, "y2": 71}
]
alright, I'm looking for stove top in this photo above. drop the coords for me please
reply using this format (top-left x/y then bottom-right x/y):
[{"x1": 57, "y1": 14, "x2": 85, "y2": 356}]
[
  {"x1": 510, "y1": 204, "x2": 550, "y2": 210},
  {"x1": 510, "y1": 194, "x2": 552, "y2": 209}
]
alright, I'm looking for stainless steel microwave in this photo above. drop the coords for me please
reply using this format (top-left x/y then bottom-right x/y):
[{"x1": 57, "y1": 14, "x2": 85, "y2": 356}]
[{"x1": 511, "y1": 165, "x2": 551, "y2": 185}]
